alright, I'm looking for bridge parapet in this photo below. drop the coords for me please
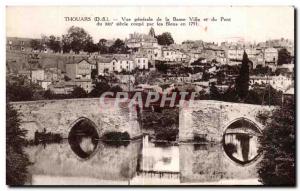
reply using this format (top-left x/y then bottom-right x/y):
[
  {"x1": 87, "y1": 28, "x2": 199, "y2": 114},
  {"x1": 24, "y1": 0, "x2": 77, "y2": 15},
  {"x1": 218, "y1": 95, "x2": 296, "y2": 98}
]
[
  {"x1": 11, "y1": 98, "x2": 142, "y2": 140},
  {"x1": 179, "y1": 100, "x2": 275, "y2": 142}
]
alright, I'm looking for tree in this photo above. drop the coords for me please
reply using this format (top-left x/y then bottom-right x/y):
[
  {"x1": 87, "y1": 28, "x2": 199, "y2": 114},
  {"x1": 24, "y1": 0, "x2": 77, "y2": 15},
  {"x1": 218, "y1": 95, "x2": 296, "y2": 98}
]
[
  {"x1": 6, "y1": 76, "x2": 44, "y2": 101},
  {"x1": 71, "y1": 86, "x2": 88, "y2": 98},
  {"x1": 62, "y1": 26, "x2": 93, "y2": 54},
  {"x1": 109, "y1": 39, "x2": 128, "y2": 54},
  {"x1": 83, "y1": 36, "x2": 98, "y2": 53},
  {"x1": 156, "y1": 32, "x2": 174, "y2": 46},
  {"x1": 209, "y1": 82, "x2": 221, "y2": 100},
  {"x1": 46, "y1": 35, "x2": 61, "y2": 53},
  {"x1": 89, "y1": 81, "x2": 111, "y2": 97},
  {"x1": 155, "y1": 62, "x2": 169, "y2": 73},
  {"x1": 109, "y1": 85, "x2": 123, "y2": 93},
  {"x1": 62, "y1": 34, "x2": 72, "y2": 53},
  {"x1": 30, "y1": 39, "x2": 42, "y2": 51},
  {"x1": 98, "y1": 39, "x2": 108, "y2": 54},
  {"x1": 235, "y1": 51, "x2": 250, "y2": 100},
  {"x1": 6, "y1": 103, "x2": 31, "y2": 185},
  {"x1": 258, "y1": 99, "x2": 295, "y2": 185},
  {"x1": 277, "y1": 48, "x2": 292, "y2": 65}
]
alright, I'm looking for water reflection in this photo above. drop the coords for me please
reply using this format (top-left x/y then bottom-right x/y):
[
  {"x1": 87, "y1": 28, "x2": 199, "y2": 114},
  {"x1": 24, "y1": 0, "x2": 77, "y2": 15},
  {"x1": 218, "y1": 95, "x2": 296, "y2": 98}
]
[
  {"x1": 68, "y1": 118, "x2": 99, "y2": 159},
  {"x1": 223, "y1": 119, "x2": 261, "y2": 165},
  {"x1": 140, "y1": 135, "x2": 179, "y2": 173},
  {"x1": 25, "y1": 134, "x2": 261, "y2": 185},
  {"x1": 224, "y1": 134, "x2": 259, "y2": 164}
]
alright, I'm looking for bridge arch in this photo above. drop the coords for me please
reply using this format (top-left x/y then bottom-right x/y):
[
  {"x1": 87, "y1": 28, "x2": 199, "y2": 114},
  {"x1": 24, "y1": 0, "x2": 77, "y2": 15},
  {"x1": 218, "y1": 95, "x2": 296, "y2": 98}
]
[
  {"x1": 222, "y1": 117, "x2": 263, "y2": 135},
  {"x1": 222, "y1": 117, "x2": 263, "y2": 166},
  {"x1": 68, "y1": 117, "x2": 101, "y2": 136},
  {"x1": 68, "y1": 117, "x2": 101, "y2": 160}
]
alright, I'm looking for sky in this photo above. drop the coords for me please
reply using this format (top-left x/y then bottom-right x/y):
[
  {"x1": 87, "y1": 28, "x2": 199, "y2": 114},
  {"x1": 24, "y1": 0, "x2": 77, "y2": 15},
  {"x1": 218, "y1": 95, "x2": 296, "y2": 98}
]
[{"x1": 6, "y1": 6, "x2": 295, "y2": 44}]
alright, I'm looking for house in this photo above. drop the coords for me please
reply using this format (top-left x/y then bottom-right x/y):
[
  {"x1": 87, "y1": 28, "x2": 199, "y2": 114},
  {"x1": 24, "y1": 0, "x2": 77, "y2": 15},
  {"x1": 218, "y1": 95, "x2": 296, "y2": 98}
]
[
  {"x1": 66, "y1": 59, "x2": 92, "y2": 80},
  {"x1": 161, "y1": 47, "x2": 188, "y2": 62},
  {"x1": 7, "y1": 37, "x2": 33, "y2": 52},
  {"x1": 98, "y1": 54, "x2": 149, "y2": 75},
  {"x1": 250, "y1": 74, "x2": 293, "y2": 91},
  {"x1": 74, "y1": 79, "x2": 93, "y2": 93},
  {"x1": 31, "y1": 69, "x2": 45, "y2": 83},
  {"x1": 134, "y1": 54, "x2": 149, "y2": 70},
  {"x1": 125, "y1": 32, "x2": 158, "y2": 50},
  {"x1": 116, "y1": 54, "x2": 135, "y2": 72},
  {"x1": 48, "y1": 81, "x2": 76, "y2": 95},
  {"x1": 134, "y1": 84, "x2": 163, "y2": 93},
  {"x1": 97, "y1": 57, "x2": 117, "y2": 75},
  {"x1": 264, "y1": 48, "x2": 278, "y2": 64},
  {"x1": 48, "y1": 79, "x2": 93, "y2": 94},
  {"x1": 6, "y1": 37, "x2": 50, "y2": 53},
  {"x1": 38, "y1": 80, "x2": 52, "y2": 90}
]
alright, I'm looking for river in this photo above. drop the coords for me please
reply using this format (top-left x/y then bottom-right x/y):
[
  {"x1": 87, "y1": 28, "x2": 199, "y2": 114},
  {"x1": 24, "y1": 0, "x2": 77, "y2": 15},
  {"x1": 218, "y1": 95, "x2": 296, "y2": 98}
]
[{"x1": 24, "y1": 132, "x2": 262, "y2": 185}]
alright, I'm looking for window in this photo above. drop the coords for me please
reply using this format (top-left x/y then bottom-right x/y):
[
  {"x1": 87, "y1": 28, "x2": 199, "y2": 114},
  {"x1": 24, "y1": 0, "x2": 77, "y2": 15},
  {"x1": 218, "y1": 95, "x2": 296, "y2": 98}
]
[
  {"x1": 21, "y1": 41, "x2": 25, "y2": 45},
  {"x1": 143, "y1": 60, "x2": 145, "y2": 63}
]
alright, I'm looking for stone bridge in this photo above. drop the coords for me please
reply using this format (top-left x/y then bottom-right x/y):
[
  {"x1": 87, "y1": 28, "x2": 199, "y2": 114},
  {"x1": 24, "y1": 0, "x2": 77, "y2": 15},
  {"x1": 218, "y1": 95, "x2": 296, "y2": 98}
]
[
  {"x1": 11, "y1": 98, "x2": 142, "y2": 140},
  {"x1": 179, "y1": 100, "x2": 275, "y2": 142},
  {"x1": 11, "y1": 98, "x2": 275, "y2": 142}
]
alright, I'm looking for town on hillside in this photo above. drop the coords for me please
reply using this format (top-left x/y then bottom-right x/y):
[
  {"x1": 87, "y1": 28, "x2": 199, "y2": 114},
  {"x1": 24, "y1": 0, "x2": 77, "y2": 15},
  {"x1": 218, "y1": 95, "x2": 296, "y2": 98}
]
[
  {"x1": 6, "y1": 27, "x2": 294, "y2": 105},
  {"x1": 6, "y1": 6, "x2": 295, "y2": 186}
]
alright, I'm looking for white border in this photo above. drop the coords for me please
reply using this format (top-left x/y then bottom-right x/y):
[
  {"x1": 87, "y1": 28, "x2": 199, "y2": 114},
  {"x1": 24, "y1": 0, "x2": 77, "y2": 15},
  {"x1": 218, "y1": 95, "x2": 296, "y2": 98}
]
[{"x1": 1, "y1": 0, "x2": 299, "y2": 190}]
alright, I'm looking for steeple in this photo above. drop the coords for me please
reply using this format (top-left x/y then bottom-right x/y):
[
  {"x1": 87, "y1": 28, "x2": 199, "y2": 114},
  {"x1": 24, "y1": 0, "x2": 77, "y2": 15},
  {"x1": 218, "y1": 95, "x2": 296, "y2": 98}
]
[{"x1": 149, "y1": 27, "x2": 155, "y2": 38}]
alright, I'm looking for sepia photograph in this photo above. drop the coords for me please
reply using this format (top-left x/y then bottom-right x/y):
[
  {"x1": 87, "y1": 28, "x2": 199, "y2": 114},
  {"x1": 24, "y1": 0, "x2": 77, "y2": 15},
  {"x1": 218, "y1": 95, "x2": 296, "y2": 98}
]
[{"x1": 5, "y1": 6, "x2": 295, "y2": 186}]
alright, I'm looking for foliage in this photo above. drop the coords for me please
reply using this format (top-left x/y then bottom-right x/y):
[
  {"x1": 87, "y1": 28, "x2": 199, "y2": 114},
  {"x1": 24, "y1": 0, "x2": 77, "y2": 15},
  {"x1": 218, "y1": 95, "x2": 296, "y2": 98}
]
[
  {"x1": 156, "y1": 32, "x2": 174, "y2": 46},
  {"x1": 258, "y1": 98, "x2": 295, "y2": 185},
  {"x1": 62, "y1": 26, "x2": 95, "y2": 54},
  {"x1": 203, "y1": 82, "x2": 282, "y2": 106},
  {"x1": 141, "y1": 108, "x2": 179, "y2": 141},
  {"x1": 277, "y1": 48, "x2": 292, "y2": 65},
  {"x1": 250, "y1": 85, "x2": 283, "y2": 106},
  {"x1": 6, "y1": 76, "x2": 44, "y2": 102},
  {"x1": 235, "y1": 51, "x2": 250, "y2": 100},
  {"x1": 251, "y1": 65, "x2": 273, "y2": 76},
  {"x1": 89, "y1": 81, "x2": 111, "y2": 97},
  {"x1": 30, "y1": 39, "x2": 42, "y2": 50},
  {"x1": 46, "y1": 35, "x2": 61, "y2": 53},
  {"x1": 155, "y1": 62, "x2": 169, "y2": 73},
  {"x1": 83, "y1": 36, "x2": 98, "y2": 53},
  {"x1": 202, "y1": 71, "x2": 210, "y2": 81},
  {"x1": 6, "y1": 103, "x2": 31, "y2": 185},
  {"x1": 71, "y1": 86, "x2": 88, "y2": 98},
  {"x1": 109, "y1": 39, "x2": 129, "y2": 54},
  {"x1": 98, "y1": 39, "x2": 109, "y2": 54},
  {"x1": 209, "y1": 82, "x2": 221, "y2": 100},
  {"x1": 109, "y1": 85, "x2": 123, "y2": 93},
  {"x1": 102, "y1": 132, "x2": 130, "y2": 147},
  {"x1": 102, "y1": 131, "x2": 130, "y2": 141},
  {"x1": 155, "y1": 125, "x2": 178, "y2": 142}
]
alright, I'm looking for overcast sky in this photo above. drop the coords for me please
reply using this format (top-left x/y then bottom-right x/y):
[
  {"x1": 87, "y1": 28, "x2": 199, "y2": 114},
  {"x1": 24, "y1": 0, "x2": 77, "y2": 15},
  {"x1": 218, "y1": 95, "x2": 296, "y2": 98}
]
[{"x1": 6, "y1": 6, "x2": 294, "y2": 44}]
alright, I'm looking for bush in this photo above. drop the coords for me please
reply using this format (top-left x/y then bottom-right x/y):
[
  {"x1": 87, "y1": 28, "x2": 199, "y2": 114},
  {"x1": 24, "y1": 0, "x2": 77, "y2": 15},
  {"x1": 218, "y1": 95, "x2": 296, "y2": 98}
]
[
  {"x1": 6, "y1": 103, "x2": 31, "y2": 185},
  {"x1": 258, "y1": 100, "x2": 295, "y2": 185},
  {"x1": 102, "y1": 132, "x2": 130, "y2": 147}
]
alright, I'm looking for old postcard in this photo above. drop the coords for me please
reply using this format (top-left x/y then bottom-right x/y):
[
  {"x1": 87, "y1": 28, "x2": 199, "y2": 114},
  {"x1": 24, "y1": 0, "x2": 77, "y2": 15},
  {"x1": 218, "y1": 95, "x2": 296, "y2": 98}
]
[{"x1": 6, "y1": 6, "x2": 295, "y2": 186}]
